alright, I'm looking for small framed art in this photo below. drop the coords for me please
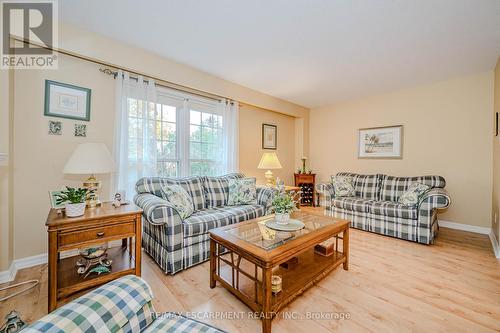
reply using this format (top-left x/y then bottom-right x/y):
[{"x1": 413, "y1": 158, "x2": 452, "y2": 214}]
[
  {"x1": 262, "y1": 124, "x2": 277, "y2": 150},
  {"x1": 48, "y1": 190, "x2": 66, "y2": 209},
  {"x1": 358, "y1": 125, "x2": 403, "y2": 159},
  {"x1": 44, "y1": 80, "x2": 91, "y2": 121}
]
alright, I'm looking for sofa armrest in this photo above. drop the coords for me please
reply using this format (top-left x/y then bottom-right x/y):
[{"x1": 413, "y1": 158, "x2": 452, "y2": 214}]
[
  {"x1": 256, "y1": 186, "x2": 277, "y2": 214},
  {"x1": 24, "y1": 275, "x2": 155, "y2": 333},
  {"x1": 418, "y1": 188, "x2": 451, "y2": 211},
  {"x1": 135, "y1": 193, "x2": 183, "y2": 226},
  {"x1": 316, "y1": 182, "x2": 335, "y2": 207}
]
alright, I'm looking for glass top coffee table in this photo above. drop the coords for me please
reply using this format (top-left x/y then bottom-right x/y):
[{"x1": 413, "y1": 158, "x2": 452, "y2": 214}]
[{"x1": 209, "y1": 211, "x2": 350, "y2": 333}]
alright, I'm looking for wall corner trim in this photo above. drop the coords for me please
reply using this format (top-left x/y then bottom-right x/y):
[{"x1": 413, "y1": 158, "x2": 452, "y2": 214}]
[{"x1": 489, "y1": 231, "x2": 500, "y2": 259}]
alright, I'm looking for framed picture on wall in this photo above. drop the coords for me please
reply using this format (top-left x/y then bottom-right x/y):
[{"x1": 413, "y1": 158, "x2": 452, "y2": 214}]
[
  {"x1": 262, "y1": 123, "x2": 277, "y2": 150},
  {"x1": 44, "y1": 80, "x2": 91, "y2": 121},
  {"x1": 358, "y1": 125, "x2": 403, "y2": 159}
]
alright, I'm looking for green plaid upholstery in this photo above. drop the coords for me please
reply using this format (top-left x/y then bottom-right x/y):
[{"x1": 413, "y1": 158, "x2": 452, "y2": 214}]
[
  {"x1": 319, "y1": 173, "x2": 450, "y2": 244},
  {"x1": 337, "y1": 172, "x2": 383, "y2": 200},
  {"x1": 380, "y1": 175, "x2": 446, "y2": 202},
  {"x1": 256, "y1": 186, "x2": 277, "y2": 213},
  {"x1": 144, "y1": 313, "x2": 226, "y2": 333},
  {"x1": 371, "y1": 201, "x2": 418, "y2": 219},
  {"x1": 332, "y1": 197, "x2": 374, "y2": 213},
  {"x1": 136, "y1": 175, "x2": 272, "y2": 274},
  {"x1": 183, "y1": 205, "x2": 264, "y2": 237},
  {"x1": 136, "y1": 176, "x2": 206, "y2": 211},
  {"x1": 24, "y1": 275, "x2": 154, "y2": 333},
  {"x1": 202, "y1": 173, "x2": 244, "y2": 208}
]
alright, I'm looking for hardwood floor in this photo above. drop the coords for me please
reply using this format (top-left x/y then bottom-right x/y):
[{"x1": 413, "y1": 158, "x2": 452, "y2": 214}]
[{"x1": 1, "y1": 207, "x2": 499, "y2": 332}]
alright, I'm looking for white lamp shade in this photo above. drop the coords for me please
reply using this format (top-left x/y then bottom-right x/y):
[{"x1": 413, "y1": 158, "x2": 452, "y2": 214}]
[
  {"x1": 257, "y1": 152, "x2": 282, "y2": 170},
  {"x1": 63, "y1": 143, "x2": 115, "y2": 175}
]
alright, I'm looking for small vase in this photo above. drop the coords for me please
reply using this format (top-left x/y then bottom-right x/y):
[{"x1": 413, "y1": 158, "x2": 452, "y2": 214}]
[
  {"x1": 65, "y1": 202, "x2": 86, "y2": 217},
  {"x1": 275, "y1": 212, "x2": 290, "y2": 225}
]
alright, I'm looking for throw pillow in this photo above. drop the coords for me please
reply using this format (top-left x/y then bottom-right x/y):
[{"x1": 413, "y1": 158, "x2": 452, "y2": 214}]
[
  {"x1": 398, "y1": 182, "x2": 431, "y2": 206},
  {"x1": 160, "y1": 184, "x2": 194, "y2": 219},
  {"x1": 227, "y1": 178, "x2": 257, "y2": 205},
  {"x1": 331, "y1": 175, "x2": 355, "y2": 197}
]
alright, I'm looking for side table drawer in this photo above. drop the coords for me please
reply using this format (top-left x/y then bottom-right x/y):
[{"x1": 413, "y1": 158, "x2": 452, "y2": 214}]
[{"x1": 59, "y1": 222, "x2": 135, "y2": 248}]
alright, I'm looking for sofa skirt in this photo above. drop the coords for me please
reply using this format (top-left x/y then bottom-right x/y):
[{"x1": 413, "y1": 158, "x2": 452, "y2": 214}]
[{"x1": 326, "y1": 206, "x2": 437, "y2": 244}]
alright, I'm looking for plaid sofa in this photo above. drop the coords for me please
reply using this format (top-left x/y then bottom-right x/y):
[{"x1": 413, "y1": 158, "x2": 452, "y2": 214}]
[
  {"x1": 317, "y1": 172, "x2": 451, "y2": 244},
  {"x1": 135, "y1": 173, "x2": 275, "y2": 274},
  {"x1": 24, "y1": 275, "x2": 225, "y2": 333}
]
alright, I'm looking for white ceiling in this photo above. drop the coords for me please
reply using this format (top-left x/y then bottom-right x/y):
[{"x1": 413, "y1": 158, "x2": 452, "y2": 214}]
[{"x1": 60, "y1": 0, "x2": 500, "y2": 108}]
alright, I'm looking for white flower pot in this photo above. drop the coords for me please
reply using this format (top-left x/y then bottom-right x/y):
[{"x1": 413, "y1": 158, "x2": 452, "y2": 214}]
[
  {"x1": 275, "y1": 212, "x2": 290, "y2": 225},
  {"x1": 65, "y1": 202, "x2": 86, "y2": 217}
]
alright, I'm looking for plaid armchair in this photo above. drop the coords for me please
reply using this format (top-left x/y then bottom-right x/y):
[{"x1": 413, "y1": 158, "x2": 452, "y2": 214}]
[
  {"x1": 24, "y1": 275, "x2": 225, "y2": 333},
  {"x1": 135, "y1": 173, "x2": 276, "y2": 274},
  {"x1": 317, "y1": 173, "x2": 450, "y2": 244}
]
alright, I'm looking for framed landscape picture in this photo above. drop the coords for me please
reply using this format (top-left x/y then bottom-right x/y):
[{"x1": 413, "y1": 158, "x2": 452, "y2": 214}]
[
  {"x1": 44, "y1": 80, "x2": 91, "y2": 121},
  {"x1": 358, "y1": 125, "x2": 403, "y2": 159},
  {"x1": 262, "y1": 124, "x2": 277, "y2": 150}
]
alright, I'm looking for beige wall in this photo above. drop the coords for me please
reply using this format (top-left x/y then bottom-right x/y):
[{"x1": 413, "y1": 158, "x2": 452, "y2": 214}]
[
  {"x1": 9, "y1": 51, "x2": 303, "y2": 261},
  {"x1": 492, "y1": 57, "x2": 500, "y2": 243},
  {"x1": 239, "y1": 104, "x2": 296, "y2": 185},
  {"x1": 310, "y1": 72, "x2": 494, "y2": 227}
]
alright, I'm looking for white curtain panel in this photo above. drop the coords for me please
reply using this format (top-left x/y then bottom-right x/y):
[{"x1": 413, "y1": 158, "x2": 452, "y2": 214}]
[
  {"x1": 113, "y1": 71, "x2": 158, "y2": 199},
  {"x1": 220, "y1": 100, "x2": 239, "y2": 174}
]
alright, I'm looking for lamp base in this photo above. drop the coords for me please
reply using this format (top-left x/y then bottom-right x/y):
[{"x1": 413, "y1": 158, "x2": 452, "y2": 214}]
[
  {"x1": 264, "y1": 170, "x2": 274, "y2": 187},
  {"x1": 83, "y1": 174, "x2": 102, "y2": 208}
]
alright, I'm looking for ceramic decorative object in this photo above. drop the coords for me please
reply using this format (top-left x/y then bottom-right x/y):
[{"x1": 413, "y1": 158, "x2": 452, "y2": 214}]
[
  {"x1": 271, "y1": 275, "x2": 282, "y2": 294},
  {"x1": 76, "y1": 244, "x2": 112, "y2": 278},
  {"x1": 48, "y1": 120, "x2": 62, "y2": 135},
  {"x1": 74, "y1": 123, "x2": 87, "y2": 137},
  {"x1": 65, "y1": 202, "x2": 86, "y2": 217},
  {"x1": 275, "y1": 212, "x2": 291, "y2": 225},
  {"x1": 265, "y1": 219, "x2": 305, "y2": 232}
]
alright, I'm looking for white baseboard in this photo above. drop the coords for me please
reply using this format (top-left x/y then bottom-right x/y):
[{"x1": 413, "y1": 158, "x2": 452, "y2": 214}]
[
  {"x1": 0, "y1": 240, "x2": 124, "y2": 283},
  {"x1": 438, "y1": 219, "x2": 491, "y2": 234},
  {"x1": 489, "y1": 231, "x2": 500, "y2": 259}
]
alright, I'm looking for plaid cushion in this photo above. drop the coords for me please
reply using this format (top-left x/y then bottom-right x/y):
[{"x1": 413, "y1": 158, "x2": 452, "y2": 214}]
[
  {"x1": 332, "y1": 197, "x2": 374, "y2": 213},
  {"x1": 380, "y1": 175, "x2": 446, "y2": 202},
  {"x1": 24, "y1": 275, "x2": 154, "y2": 333},
  {"x1": 256, "y1": 186, "x2": 277, "y2": 214},
  {"x1": 336, "y1": 172, "x2": 382, "y2": 200},
  {"x1": 144, "y1": 313, "x2": 226, "y2": 333},
  {"x1": 370, "y1": 201, "x2": 418, "y2": 219},
  {"x1": 202, "y1": 173, "x2": 245, "y2": 208},
  {"x1": 136, "y1": 176, "x2": 206, "y2": 211},
  {"x1": 183, "y1": 205, "x2": 264, "y2": 237}
]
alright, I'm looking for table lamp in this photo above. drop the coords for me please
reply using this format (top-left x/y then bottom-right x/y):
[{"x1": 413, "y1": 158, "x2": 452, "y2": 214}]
[
  {"x1": 63, "y1": 143, "x2": 115, "y2": 207},
  {"x1": 257, "y1": 152, "x2": 282, "y2": 186}
]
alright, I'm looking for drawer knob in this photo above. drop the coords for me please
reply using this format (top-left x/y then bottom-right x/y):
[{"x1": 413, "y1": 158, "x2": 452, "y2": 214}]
[{"x1": 96, "y1": 232, "x2": 105, "y2": 237}]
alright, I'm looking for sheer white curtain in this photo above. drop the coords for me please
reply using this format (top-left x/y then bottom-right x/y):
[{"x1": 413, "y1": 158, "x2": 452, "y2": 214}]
[
  {"x1": 113, "y1": 71, "x2": 158, "y2": 199},
  {"x1": 219, "y1": 99, "x2": 239, "y2": 174}
]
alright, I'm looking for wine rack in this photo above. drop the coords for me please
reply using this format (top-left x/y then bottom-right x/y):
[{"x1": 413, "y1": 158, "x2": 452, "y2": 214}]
[{"x1": 294, "y1": 173, "x2": 316, "y2": 207}]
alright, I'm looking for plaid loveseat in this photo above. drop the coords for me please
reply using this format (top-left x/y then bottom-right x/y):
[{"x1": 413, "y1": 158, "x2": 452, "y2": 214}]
[
  {"x1": 24, "y1": 275, "x2": 225, "y2": 333},
  {"x1": 317, "y1": 172, "x2": 451, "y2": 244},
  {"x1": 135, "y1": 173, "x2": 275, "y2": 274}
]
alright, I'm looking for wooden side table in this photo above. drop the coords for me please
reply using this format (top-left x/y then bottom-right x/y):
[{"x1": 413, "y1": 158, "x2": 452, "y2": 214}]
[
  {"x1": 46, "y1": 202, "x2": 143, "y2": 311},
  {"x1": 294, "y1": 173, "x2": 316, "y2": 207}
]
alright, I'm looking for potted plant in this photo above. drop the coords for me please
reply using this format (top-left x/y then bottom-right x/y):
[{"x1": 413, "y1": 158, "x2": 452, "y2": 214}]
[
  {"x1": 55, "y1": 187, "x2": 91, "y2": 217},
  {"x1": 271, "y1": 191, "x2": 298, "y2": 225}
]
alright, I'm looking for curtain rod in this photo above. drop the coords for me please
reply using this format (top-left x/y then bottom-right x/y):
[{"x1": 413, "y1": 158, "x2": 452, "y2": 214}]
[
  {"x1": 10, "y1": 35, "x2": 227, "y2": 102},
  {"x1": 9, "y1": 35, "x2": 291, "y2": 113}
]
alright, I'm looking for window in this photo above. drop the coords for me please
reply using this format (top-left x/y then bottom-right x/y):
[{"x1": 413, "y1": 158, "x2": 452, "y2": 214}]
[
  {"x1": 126, "y1": 91, "x2": 226, "y2": 178},
  {"x1": 189, "y1": 106, "x2": 223, "y2": 176}
]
